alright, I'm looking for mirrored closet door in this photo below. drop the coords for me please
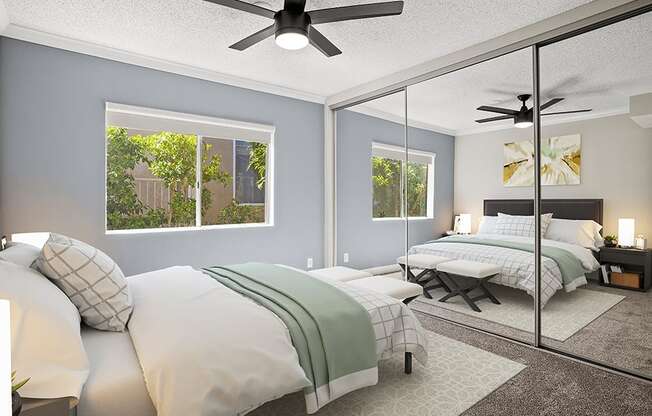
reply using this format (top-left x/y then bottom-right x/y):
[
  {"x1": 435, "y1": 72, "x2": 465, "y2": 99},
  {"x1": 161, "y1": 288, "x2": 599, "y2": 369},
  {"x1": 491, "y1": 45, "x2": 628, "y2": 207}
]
[
  {"x1": 334, "y1": 89, "x2": 409, "y2": 277},
  {"x1": 404, "y1": 47, "x2": 536, "y2": 344},
  {"x1": 538, "y1": 10, "x2": 652, "y2": 379}
]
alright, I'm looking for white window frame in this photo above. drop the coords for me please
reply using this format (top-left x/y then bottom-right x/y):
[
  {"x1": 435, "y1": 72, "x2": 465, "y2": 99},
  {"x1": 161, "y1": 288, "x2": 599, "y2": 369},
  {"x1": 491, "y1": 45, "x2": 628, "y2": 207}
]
[
  {"x1": 371, "y1": 142, "x2": 435, "y2": 221},
  {"x1": 104, "y1": 102, "x2": 275, "y2": 235}
]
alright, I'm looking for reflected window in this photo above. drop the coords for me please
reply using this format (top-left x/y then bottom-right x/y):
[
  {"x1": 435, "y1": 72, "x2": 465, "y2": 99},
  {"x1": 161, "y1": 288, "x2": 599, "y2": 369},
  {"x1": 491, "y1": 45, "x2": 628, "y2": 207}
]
[{"x1": 371, "y1": 142, "x2": 435, "y2": 219}]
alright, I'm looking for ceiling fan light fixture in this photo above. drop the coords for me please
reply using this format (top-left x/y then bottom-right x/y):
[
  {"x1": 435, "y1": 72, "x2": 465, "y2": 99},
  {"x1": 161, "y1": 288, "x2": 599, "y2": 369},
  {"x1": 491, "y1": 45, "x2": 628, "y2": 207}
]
[
  {"x1": 275, "y1": 30, "x2": 309, "y2": 50},
  {"x1": 514, "y1": 121, "x2": 533, "y2": 129}
]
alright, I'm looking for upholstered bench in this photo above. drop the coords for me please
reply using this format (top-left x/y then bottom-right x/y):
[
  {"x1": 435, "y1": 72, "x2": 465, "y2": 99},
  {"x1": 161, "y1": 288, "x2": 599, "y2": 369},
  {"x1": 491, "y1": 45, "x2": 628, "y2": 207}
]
[
  {"x1": 397, "y1": 254, "x2": 452, "y2": 299},
  {"x1": 308, "y1": 266, "x2": 373, "y2": 282},
  {"x1": 435, "y1": 260, "x2": 502, "y2": 312},
  {"x1": 348, "y1": 276, "x2": 423, "y2": 304}
]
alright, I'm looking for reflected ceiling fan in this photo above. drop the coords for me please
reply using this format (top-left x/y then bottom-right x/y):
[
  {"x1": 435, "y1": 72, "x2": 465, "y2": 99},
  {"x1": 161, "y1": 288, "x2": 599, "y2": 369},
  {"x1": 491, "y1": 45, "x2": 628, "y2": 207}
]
[
  {"x1": 475, "y1": 94, "x2": 592, "y2": 128},
  {"x1": 204, "y1": 0, "x2": 404, "y2": 57}
]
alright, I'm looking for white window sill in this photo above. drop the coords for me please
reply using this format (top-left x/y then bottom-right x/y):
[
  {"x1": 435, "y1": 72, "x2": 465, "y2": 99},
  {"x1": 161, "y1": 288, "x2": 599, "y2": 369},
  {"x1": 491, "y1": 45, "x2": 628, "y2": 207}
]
[
  {"x1": 372, "y1": 216, "x2": 434, "y2": 222},
  {"x1": 105, "y1": 222, "x2": 273, "y2": 236}
]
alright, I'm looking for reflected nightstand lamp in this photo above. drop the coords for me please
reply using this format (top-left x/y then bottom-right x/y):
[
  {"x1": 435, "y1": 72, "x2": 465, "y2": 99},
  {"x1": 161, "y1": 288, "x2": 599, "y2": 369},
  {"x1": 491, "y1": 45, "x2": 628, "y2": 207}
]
[
  {"x1": 457, "y1": 214, "x2": 472, "y2": 235},
  {"x1": 618, "y1": 218, "x2": 635, "y2": 248},
  {"x1": 1, "y1": 299, "x2": 10, "y2": 416}
]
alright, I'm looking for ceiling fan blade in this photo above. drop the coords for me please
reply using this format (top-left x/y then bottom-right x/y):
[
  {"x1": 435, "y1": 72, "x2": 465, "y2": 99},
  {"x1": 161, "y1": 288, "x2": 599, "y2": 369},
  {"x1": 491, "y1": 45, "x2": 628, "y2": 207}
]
[
  {"x1": 309, "y1": 1, "x2": 404, "y2": 25},
  {"x1": 541, "y1": 109, "x2": 592, "y2": 116},
  {"x1": 477, "y1": 105, "x2": 518, "y2": 116},
  {"x1": 540, "y1": 97, "x2": 564, "y2": 111},
  {"x1": 229, "y1": 24, "x2": 276, "y2": 50},
  {"x1": 475, "y1": 115, "x2": 514, "y2": 123},
  {"x1": 284, "y1": 0, "x2": 306, "y2": 13},
  {"x1": 204, "y1": 0, "x2": 275, "y2": 19},
  {"x1": 308, "y1": 27, "x2": 342, "y2": 57}
]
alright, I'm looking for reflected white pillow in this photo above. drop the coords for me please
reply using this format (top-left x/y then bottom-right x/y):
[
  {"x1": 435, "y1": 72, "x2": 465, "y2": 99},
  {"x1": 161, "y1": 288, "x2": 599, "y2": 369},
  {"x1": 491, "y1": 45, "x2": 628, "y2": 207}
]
[
  {"x1": 545, "y1": 218, "x2": 603, "y2": 250},
  {"x1": 477, "y1": 216, "x2": 498, "y2": 234},
  {"x1": 495, "y1": 213, "x2": 553, "y2": 238},
  {"x1": 0, "y1": 242, "x2": 41, "y2": 268},
  {"x1": 0, "y1": 260, "x2": 89, "y2": 399}
]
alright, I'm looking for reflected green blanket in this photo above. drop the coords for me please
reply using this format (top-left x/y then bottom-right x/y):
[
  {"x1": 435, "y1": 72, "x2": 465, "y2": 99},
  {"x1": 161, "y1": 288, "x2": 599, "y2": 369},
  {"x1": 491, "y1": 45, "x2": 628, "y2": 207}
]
[
  {"x1": 202, "y1": 263, "x2": 377, "y2": 413},
  {"x1": 430, "y1": 236, "x2": 587, "y2": 285}
]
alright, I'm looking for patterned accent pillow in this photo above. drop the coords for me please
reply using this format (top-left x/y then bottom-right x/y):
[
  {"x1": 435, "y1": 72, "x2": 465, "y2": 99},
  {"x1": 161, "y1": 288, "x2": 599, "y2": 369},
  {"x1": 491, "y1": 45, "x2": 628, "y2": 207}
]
[
  {"x1": 495, "y1": 213, "x2": 553, "y2": 238},
  {"x1": 36, "y1": 233, "x2": 132, "y2": 331}
]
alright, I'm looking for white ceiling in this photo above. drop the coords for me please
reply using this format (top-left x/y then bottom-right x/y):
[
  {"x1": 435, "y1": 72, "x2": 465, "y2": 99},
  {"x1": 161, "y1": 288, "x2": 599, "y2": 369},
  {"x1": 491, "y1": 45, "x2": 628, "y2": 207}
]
[
  {"x1": 355, "y1": 10, "x2": 652, "y2": 135},
  {"x1": 2, "y1": 0, "x2": 593, "y2": 100}
]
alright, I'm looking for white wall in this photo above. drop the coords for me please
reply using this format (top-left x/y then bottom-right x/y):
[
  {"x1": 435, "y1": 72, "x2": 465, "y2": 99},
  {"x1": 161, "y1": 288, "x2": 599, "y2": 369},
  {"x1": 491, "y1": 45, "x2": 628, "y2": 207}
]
[{"x1": 454, "y1": 114, "x2": 652, "y2": 237}]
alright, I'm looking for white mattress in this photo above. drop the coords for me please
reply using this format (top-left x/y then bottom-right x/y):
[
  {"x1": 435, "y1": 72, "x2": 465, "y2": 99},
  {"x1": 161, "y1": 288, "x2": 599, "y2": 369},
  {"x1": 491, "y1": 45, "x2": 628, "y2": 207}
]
[{"x1": 78, "y1": 326, "x2": 156, "y2": 416}]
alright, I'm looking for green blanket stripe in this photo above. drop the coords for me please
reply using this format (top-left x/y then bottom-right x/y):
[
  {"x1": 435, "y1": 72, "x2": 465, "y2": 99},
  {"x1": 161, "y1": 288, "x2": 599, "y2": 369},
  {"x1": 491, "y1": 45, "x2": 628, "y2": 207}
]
[
  {"x1": 202, "y1": 263, "x2": 377, "y2": 390},
  {"x1": 429, "y1": 236, "x2": 587, "y2": 285}
]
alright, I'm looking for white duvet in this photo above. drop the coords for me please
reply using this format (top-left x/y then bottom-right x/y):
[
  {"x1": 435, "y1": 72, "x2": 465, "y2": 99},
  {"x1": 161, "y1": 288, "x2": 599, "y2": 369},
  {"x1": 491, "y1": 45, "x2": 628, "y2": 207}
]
[
  {"x1": 125, "y1": 265, "x2": 428, "y2": 416},
  {"x1": 126, "y1": 266, "x2": 311, "y2": 416}
]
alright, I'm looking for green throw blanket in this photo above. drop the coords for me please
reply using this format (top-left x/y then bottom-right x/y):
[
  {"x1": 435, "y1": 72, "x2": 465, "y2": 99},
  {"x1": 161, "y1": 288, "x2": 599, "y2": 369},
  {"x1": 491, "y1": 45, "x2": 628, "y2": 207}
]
[
  {"x1": 202, "y1": 263, "x2": 378, "y2": 413},
  {"x1": 430, "y1": 236, "x2": 587, "y2": 285}
]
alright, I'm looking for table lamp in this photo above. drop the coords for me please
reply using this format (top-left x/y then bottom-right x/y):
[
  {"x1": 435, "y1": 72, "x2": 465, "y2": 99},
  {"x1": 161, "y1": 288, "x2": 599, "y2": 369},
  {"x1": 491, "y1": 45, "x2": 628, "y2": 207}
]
[
  {"x1": 1, "y1": 299, "x2": 10, "y2": 416},
  {"x1": 618, "y1": 218, "x2": 635, "y2": 248},
  {"x1": 458, "y1": 214, "x2": 472, "y2": 234}
]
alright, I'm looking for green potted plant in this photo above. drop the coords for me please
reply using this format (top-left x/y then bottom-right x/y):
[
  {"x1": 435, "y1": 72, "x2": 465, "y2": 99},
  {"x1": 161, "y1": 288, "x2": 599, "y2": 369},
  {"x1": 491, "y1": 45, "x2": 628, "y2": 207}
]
[
  {"x1": 12, "y1": 371, "x2": 30, "y2": 416},
  {"x1": 604, "y1": 235, "x2": 617, "y2": 247}
]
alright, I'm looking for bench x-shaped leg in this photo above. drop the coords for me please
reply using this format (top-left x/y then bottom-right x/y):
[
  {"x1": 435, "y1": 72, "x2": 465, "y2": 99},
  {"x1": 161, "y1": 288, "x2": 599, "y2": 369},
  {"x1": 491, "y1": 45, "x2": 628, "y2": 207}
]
[
  {"x1": 437, "y1": 272, "x2": 500, "y2": 312},
  {"x1": 399, "y1": 264, "x2": 451, "y2": 299}
]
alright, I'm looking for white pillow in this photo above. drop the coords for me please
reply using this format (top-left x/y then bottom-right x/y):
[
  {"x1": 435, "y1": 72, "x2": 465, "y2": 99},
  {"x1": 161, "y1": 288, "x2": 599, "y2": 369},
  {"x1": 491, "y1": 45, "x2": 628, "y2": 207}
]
[
  {"x1": 495, "y1": 213, "x2": 553, "y2": 238},
  {"x1": 545, "y1": 218, "x2": 603, "y2": 249},
  {"x1": 0, "y1": 260, "x2": 89, "y2": 399},
  {"x1": 477, "y1": 216, "x2": 498, "y2": 234},
  {"x1": 36, "y1": 234, "x2": 133, "y2": 332},
  {"x1": 0, "y1": 242, "x2": 41, "y2": 268}
]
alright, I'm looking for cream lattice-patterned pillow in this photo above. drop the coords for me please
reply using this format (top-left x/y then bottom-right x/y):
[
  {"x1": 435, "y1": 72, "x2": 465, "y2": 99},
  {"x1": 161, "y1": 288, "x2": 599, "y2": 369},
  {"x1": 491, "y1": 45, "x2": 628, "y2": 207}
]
[
  {"x1": 495, "y1": 213, "x2": 553, "y2": 238},
  {"x1": 37, "y1": 233, "x2": 132, "y2": 331}
]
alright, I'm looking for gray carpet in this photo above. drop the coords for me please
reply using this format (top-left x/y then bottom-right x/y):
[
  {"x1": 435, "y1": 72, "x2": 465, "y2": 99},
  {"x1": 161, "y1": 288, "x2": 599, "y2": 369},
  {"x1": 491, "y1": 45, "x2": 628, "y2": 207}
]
[{"x1": 416, "y1": 313, "x2": 652, "y2": 416}]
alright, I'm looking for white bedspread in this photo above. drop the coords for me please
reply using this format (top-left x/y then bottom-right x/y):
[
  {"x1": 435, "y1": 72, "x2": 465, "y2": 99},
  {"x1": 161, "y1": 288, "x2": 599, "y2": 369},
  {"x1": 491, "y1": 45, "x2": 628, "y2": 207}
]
[
  {"x1": 125, "y1": 266, "x2": 428, "y2": 416},
  {"x1": 410, "y1": 234, "x2": 599, "y2": 307}
]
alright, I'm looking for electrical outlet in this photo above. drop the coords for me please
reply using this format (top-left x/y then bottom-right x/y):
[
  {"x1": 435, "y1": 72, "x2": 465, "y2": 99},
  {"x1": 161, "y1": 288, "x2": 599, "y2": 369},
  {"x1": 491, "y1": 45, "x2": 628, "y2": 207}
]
[
  {"x1": 343, "y1": 253, "x2": 349, "y2": 263},
  {"x1": 307, "y1": 257, "x2": 313, "y2": 269}
]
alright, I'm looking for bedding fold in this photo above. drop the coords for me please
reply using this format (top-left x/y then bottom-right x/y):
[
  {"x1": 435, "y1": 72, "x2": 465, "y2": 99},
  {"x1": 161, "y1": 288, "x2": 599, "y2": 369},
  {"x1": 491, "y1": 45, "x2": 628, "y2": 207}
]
[{"x1": 203, "y1": 263, "x2": 378, "y2": 413}]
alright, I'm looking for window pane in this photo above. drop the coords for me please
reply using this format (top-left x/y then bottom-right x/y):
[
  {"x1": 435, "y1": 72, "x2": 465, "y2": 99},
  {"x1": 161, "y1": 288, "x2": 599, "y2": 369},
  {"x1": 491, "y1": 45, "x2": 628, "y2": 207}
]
[
  {"x1": 407, "y1": 161, "x2": 428, "y2": 217},
  {"x1": 201, "y1": 137, "x2": 266, "y2": 226},
  {"x1": 372, "y1": 156, "x2": 402, "y2": 218},
  {"x1": 106, "y1": 127, "x2": 197, "y2": 230}
]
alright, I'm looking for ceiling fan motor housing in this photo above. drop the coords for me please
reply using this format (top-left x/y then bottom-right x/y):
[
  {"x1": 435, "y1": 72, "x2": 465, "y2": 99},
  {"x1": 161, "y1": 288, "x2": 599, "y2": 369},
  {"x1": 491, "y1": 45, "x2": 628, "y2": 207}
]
[{"x1": 274, "y1": 10, "x2": 311, "y2": 39}]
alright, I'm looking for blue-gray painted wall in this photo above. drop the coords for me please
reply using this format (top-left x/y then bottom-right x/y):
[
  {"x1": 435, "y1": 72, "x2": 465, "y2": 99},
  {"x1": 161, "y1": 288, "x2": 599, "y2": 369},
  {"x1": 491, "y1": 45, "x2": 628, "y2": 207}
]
[
  {"x1": 0, "y1": 38, "x2": 324, "y2": 275},
  {"x1": 336, "y1": 110, "x2": 455, "y2": 269}
]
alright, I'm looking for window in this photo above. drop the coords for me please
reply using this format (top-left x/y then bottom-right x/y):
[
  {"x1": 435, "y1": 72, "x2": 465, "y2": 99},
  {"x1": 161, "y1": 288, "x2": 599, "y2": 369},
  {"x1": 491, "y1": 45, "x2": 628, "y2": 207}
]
[
  {"x1": 105, "y1": 103, "x2": 273, "y2": 233},
  {"x1": 371, "y1": 142, "x2": 435, "y2": 219}
]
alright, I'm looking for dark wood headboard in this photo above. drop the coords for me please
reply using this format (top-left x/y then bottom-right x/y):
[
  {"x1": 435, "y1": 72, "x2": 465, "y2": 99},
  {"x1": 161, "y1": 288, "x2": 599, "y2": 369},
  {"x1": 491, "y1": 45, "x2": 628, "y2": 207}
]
[{"x1": 483, "y1": 199, "x2": 603, "y2": 225}]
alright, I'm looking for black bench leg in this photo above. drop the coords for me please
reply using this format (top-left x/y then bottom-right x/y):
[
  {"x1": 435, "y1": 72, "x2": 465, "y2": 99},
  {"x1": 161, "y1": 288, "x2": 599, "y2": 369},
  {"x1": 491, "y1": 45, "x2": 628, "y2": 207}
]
[
  {"x1": 480, "y1": 278, "x2": 501, "y2": 305},
  {"x1": 438, "y1": 272, "x2": 483, "y2": 313},
  {"x1": 404, "y1": 352, "x2": 412, "y2": 374},
  {"x1": 401, "y1": 264, "x2": 434, "y2": 299}
]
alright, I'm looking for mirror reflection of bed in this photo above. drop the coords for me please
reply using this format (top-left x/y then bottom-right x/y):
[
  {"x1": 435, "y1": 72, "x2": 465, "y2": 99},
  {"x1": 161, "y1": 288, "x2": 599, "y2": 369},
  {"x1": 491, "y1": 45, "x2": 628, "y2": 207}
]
[{"x1": 369, "y1": 198, "x2": 649, "y2": 374}]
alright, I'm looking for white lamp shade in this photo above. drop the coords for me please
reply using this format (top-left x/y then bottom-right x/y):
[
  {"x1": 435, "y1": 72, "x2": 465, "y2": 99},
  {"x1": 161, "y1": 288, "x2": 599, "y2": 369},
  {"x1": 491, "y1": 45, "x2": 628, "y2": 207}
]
[
  {"x1": 0, "y1": 299, "x2": 10, "y2": 416},
  {"x1": 618, "y1": 218, "x2": 635, "y2": 247},
  {"x1": 458, "y1": 214, "x2": 472, "y2": 234}
]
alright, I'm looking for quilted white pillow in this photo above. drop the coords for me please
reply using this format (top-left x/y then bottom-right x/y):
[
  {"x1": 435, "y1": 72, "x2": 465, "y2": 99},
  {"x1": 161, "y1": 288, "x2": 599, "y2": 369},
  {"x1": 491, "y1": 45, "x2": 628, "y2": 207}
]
[
  {"x1": 495, "y1": 213, "x2": 553, "y2": 238},
  {"x1": 477, "y1": 216, "x2": 498, "y2": 234},
  {"x1": 0, "y1": 242, "x2": 41, "y2": 268},
  {"x1": 0, "y1": 260, "x2": 89, "y2": 399},
  {"x1": 545, "y1": 218, "x2": 603, "y2": 250},
  {"x1": 36, "y1": 234, "x2": 133, "y2": 331}
]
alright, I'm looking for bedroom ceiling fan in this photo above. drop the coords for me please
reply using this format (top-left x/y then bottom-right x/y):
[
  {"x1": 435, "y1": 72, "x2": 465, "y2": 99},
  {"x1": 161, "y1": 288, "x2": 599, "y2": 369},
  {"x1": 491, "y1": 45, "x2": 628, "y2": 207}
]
[
  {"x1": 475, "y1": 94, "x2": 592, "y2": 128},
  {"x1": 204, "y1": 0, "x2": 404, "y2": 57}
]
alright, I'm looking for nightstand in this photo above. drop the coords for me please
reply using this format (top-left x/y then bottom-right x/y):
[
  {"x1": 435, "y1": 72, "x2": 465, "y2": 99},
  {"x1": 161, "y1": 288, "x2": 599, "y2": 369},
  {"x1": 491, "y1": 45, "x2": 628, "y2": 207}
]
[
  {"x1": 599, "y1": 247, "x2": 651, "y2": 291},
  {"x1": 20, "y1": 398, "x2": 71, "y2": 416}
]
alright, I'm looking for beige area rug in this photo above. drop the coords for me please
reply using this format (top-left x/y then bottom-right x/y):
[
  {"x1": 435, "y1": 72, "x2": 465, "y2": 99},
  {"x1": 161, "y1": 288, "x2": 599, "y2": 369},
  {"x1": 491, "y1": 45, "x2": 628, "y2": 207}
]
[
  {"x1": 251, "y1": 331, "x2": 526, "y2": 416},
  {"x1": 411, "y1": 284, "x2": 625, "y2": 342}
]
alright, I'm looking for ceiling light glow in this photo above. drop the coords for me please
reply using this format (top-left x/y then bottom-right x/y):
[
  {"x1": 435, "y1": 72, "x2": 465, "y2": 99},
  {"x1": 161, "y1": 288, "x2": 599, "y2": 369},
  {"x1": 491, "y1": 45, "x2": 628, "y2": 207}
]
[{"x1": 275, "y1": 32, "x2": 309, "y2": 50}]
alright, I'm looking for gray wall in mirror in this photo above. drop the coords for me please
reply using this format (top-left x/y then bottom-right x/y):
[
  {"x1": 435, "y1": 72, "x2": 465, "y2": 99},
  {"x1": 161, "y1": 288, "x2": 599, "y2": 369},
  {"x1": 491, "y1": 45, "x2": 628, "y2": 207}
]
[
  {"x1": 336, "y1": 109, "x2": 455, "y2": 269},
  {"x1": 0, "y1": 38, "x2": 325, "y2": 275}
]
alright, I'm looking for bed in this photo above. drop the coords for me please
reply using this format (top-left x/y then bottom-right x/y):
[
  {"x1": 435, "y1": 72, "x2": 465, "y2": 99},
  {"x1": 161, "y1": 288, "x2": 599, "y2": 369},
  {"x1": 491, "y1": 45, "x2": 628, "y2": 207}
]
[{"x1": 409, "y1": 199, "x2": 603, "y2": 306}]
